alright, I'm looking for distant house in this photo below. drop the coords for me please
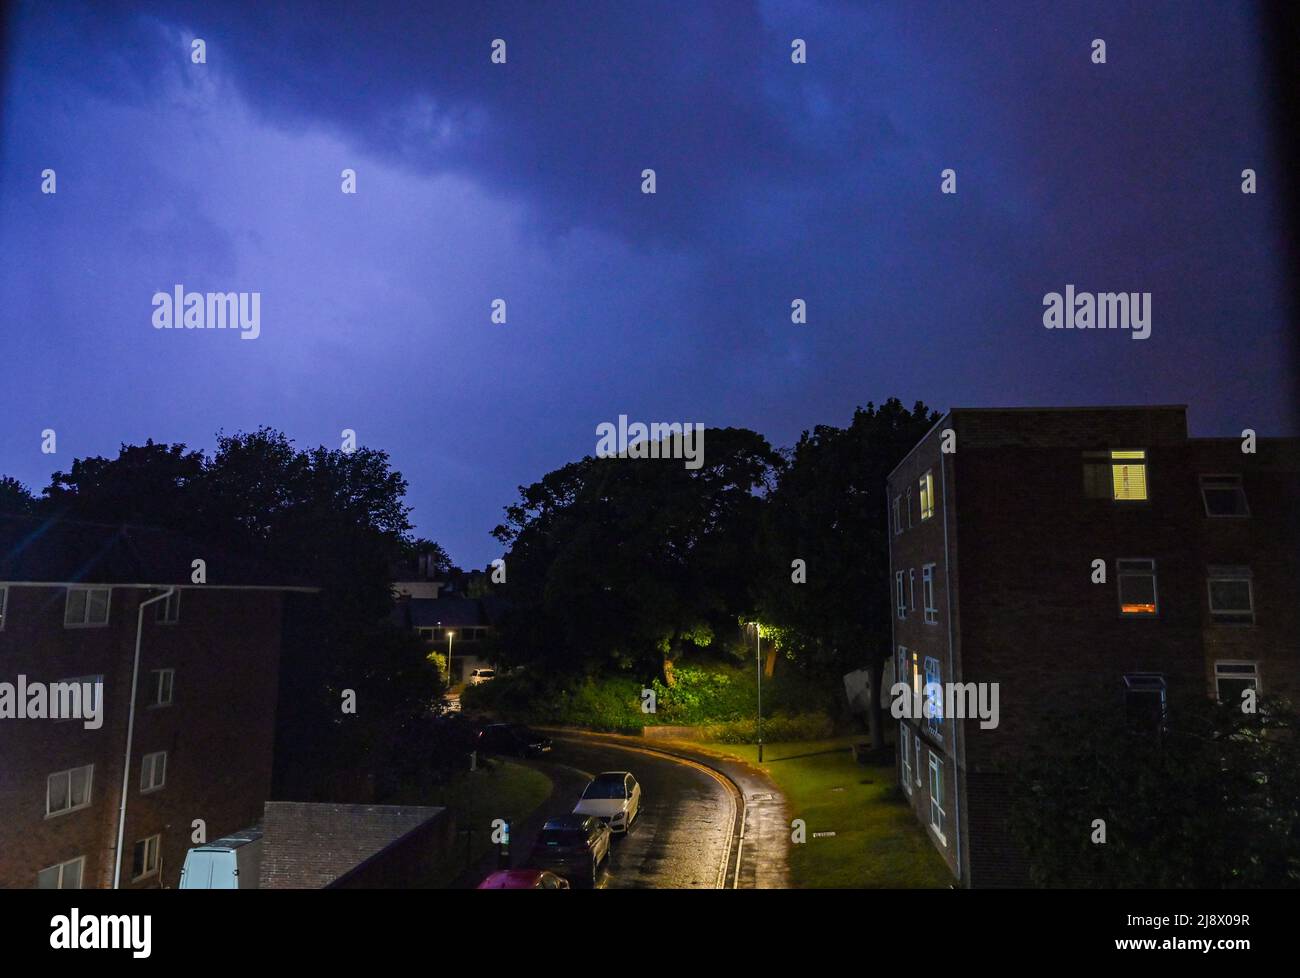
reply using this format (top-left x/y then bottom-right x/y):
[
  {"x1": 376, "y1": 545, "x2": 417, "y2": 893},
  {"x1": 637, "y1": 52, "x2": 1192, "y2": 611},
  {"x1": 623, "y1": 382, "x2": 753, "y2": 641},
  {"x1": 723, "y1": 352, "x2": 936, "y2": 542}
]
[
  {"x1": 391, "y1": 593, "x2": 503, "y2": 685},
  {"x1": 0, "y1": 515, "x2": 314, "y2": 889}
]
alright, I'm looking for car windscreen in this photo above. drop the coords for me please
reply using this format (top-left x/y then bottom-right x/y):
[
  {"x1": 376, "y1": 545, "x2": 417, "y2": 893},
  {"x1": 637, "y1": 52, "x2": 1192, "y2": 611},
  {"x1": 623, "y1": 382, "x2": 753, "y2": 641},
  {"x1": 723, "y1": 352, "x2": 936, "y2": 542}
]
[{"x1": 582, "y1": 780, "x2": 626, "y2": 799}]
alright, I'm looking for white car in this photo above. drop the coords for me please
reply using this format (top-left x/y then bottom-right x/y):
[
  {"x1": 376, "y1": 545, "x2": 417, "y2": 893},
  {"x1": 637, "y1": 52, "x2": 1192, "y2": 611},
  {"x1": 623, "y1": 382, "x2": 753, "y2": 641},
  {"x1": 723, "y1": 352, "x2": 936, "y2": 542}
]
[
  {"x1": 573, "y1": 772, "x2": 641, "y2": 834},
  {"x1": 468, "y1": 668, "x2": 497, "y2": 685}
]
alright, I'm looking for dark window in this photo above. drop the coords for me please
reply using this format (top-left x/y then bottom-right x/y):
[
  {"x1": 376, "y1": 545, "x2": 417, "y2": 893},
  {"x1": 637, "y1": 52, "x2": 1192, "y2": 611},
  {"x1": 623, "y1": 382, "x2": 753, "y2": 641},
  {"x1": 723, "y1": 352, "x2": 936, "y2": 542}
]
[
  {"x1": 1123, "y1": 674, "x2": 1167, "y2": 733},
  {"x1": 1201, "y1": 475, "x2": 1249, "y2": 517}
]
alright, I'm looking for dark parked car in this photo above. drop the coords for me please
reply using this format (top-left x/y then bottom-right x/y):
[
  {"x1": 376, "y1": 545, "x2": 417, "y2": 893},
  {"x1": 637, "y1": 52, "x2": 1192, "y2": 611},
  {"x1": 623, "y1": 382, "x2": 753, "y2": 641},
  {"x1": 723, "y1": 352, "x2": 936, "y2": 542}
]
[
  {"x1": 475, "y1": 723, "x2": 553, "y2": 758},
  {"x1": 476, "y1": 869, "x2": 570, "y2": 889},
  {"x1": 527, "y1": 815, "x2": 612, "y2": 888}
]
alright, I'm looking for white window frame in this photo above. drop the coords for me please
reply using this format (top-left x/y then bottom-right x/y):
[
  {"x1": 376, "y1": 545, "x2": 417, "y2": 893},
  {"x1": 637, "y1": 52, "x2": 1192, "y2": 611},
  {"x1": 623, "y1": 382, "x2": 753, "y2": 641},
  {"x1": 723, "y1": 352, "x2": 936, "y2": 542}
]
[
  {"x1": 149, "y1": 668, "x2": 175, "y2": 707},
  {"x1": 155, "y1": 590, "x2": 181, "y2": 624},
  {"x1": 905, "y1": 486, "x2": 914, "y2": 528},
  {"x1": 132, "y1": 835, "x2": 161, "y2": 882},
  {"x1": 919, "y1": 471, "x2": 935, "y2": 521},
  {"x1": 1117, "y1": 558, "x2": 1158, "y2": 617},
  {"x1": 899, "y1": 723, "x2": 912, "y2": 794},
  {"x1": 922, "y1": 564, "x2": 938, "y2": 624},
  {"x1": 1214, "y1": 660, "x2": 1261, "y2": 702},
  {"x1": 64, "y1": 587, "x2": 111, "y2": 628},
  {"x1": 1200, "y1": 474, "x2": 1249, "y2": 518},
  {"x1": 140, "y1": 751, "x2": 167, "y2": 793},
  {"x1": 913, "y1": 732, "x2": 922, "y2": 787},
  {"x1": 909, "y1": 569, "x2": 916, "y2": 612},
  {"x1": 46, "y1": 764, "x2": 94, "y2": 818},
  {"x1": 37, "y1": 856, "x2": 85, "y2": 890},
  {"x1": 1109, "y1": 449, "x2": 1149, "y2": 502},
  {"x1": 895, "y1": 571, "x2": 906, "y2": 619},
  {"x1": 924, "y1": 656, "x2": 943, "y2": 736},
  {"x1": 1207, "y1": 567, "x2": 1254, "y2": 625},
  {"x1": 927, "y1": 752, "x2": 947, "y2": 844},
  {"x1": 893, "y1": 495, "x2": 903, "y2": 535}
]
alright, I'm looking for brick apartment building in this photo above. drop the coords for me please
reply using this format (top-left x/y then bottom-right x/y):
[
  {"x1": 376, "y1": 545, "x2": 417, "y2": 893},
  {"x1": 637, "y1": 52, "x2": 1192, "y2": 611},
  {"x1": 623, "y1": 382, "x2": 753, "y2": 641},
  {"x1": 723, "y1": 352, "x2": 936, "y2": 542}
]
[
  {"x1": 0, "y1": 515, "x2": 312, "y2": 889},
  {"x1": 886, "y1": 406, "x2": 1300, "y2": 887}
]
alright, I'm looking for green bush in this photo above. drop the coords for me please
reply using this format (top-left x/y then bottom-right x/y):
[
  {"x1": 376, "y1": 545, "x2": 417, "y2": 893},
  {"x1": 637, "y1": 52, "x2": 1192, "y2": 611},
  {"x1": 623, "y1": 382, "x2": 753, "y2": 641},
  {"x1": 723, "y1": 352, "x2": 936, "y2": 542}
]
[{"x1": 700, "y1": 712, "x2": 834, "y2": 744}]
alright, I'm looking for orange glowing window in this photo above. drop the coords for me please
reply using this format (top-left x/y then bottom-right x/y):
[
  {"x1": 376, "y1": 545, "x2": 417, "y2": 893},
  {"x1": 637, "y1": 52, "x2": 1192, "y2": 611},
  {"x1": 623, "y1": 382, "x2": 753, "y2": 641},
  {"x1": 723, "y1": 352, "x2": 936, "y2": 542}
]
[{"x1": 1117, "y1": 559, "x2": 1158, "y2": 616}]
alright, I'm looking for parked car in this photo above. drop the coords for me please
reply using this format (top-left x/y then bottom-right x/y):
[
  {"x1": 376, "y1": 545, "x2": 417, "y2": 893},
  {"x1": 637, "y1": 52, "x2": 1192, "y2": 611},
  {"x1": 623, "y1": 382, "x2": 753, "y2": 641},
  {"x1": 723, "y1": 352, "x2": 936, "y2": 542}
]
[
  {"x1": 527, "y1": 814, "x2": 612, "y2": 888},
  {"x1": 573, "y1": 772, "x2": 641, "y2": 834},
  {"x1": 178, "y1": 826, "x2": 263, "y2": 889},
  {"x1": 476, "y1": 869, "x2": 571, "y2": 889},
  {"x1": 468, "y1": 668, "x2": 497, "y2": 685},
  {"x1": 476, "y1": 722, "x2": 553, "y2": 757}
]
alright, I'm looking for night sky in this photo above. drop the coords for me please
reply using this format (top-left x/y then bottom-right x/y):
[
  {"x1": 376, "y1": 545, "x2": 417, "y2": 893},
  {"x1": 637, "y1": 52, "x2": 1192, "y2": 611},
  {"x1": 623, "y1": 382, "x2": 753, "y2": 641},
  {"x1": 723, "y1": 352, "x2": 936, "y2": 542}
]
[{"x1": 1, "y1": 1, "x2": 1293, "y2": 567}]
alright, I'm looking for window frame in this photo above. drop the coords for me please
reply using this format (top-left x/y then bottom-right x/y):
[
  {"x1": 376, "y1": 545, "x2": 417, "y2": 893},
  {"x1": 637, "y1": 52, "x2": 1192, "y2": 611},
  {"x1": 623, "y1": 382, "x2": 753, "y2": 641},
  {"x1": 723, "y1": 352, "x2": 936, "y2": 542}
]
[
  {"x1": 64, "y1": 586, "x2": 111, "y2": 628},
  {"x1": 922, "y1": 563, "x2": 938, "y2": 624},
  {"x1": 1206, "y1": 567, "x2": 1254, "y2": 625},
  {"x1": 1214, "y1": 660, "x2": 1261, "y2": 703},
  {"x1": 37, "y1": 856, "x2": 85, "y2": 890},
  {"x1": 131, "y1": 835, "x2": 161, "y2": 882},
  {"x1": 139, "y1": 751, "x2": 167, "y2": 794},
  {"x1": 893, "y1": 495, "x2": 903, "y2": 535},
  {"x1": 899, "y1": 722, "x2": 912, "y2": 793},
  {"x1": 923, "y1": 656, "x2": 943, "y2": 737},
  {"x1": 927, "y1": 752, "x2": 947, "y2": 844},
  {"x1": 895, "y1": 571, "x2": 906, "y2": 620},
  {"x1": 1117, "y1": 558, "x2": 1159, "y2": 617},
  {"x1": 155, "y1": 590, "x2": 182, "y2": 624},
  {"x1": 149, "y1": 668, "x2": 175, "y2": 707},
  {"x1": 1123, "y1": 673, "x2": 1167, "y2": 732},
  {"x1": 1084, "y1": 449, "x2": 1150, "y2": 502},
  {"x1": 919, "y1": 471, "x2": 935, "y2": 521},
  {"x1": 1200, "y1": 474, "x2": 1249, "y2": 518},
  {"x1": 46, "y1": 764, "x2": 94, "y2": 818},
  {"x1": 53, "y1": 675, "x2": 103, "y2": 724}
]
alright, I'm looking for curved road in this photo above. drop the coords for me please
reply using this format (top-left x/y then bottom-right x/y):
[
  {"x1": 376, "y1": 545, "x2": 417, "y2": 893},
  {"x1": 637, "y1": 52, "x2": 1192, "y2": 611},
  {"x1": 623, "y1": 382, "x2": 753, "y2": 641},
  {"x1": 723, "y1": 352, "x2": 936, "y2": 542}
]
[{"x1": 472, "y1": 734, "x2": 738, "y2": 889}]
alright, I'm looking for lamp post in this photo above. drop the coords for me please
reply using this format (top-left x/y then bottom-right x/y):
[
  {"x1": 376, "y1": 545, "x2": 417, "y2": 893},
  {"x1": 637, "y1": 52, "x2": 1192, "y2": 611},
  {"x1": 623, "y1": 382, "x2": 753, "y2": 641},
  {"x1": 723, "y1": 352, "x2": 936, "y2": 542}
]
[
  {"x1": 752, "y1": 622, "x2": 764, "y2": 764},
  {"x1": 447, "y1": 630, "x2": 455, "y2": 687}
]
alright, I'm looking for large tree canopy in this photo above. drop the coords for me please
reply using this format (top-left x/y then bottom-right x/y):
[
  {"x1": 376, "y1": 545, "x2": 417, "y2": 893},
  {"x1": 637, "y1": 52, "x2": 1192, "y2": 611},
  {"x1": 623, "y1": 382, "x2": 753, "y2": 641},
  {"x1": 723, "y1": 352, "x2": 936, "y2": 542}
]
[{"x1": 492, "y1": 426, "x2": 783, "y2": 680}]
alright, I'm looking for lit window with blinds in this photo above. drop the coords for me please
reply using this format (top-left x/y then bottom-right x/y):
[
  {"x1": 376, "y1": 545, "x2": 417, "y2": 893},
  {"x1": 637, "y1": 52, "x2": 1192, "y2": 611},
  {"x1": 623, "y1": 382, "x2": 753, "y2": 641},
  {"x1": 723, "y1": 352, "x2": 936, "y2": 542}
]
[
  {"x1": 1083, "y1": 449, "x2": 1149, "y2": 501},
  {"x1": 919, "y1": 471, "x2": 935, "y2": 520}
]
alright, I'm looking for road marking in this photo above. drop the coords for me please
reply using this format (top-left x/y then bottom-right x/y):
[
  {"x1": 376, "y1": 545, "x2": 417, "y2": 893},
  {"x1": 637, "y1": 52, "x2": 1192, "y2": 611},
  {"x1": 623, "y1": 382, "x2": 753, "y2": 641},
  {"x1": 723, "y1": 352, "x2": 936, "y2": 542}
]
[{"x1": 550, "y1": 734, "x2": 744, "y2": 889}]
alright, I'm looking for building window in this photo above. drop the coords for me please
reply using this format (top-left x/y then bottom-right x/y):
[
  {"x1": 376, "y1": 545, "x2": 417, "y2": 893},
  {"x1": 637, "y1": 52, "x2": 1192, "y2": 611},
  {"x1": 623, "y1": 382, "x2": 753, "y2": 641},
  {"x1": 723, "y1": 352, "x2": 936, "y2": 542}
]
[
  {"x1": 1200, "y1": 474, "x2": 1249, "y2": 517},
  {"x1": 896, "y1": 646, "x2": 907, "y2": 694},
  {"x1": 908, "y1": 569, "x2": 916, "y2": 612},
  {"x1": 1215, "y1": 661, "x2": 1260, "y2": 703},
  {"x1": 893, "y1": 496, "x2": 903, "y2": 535},
  {"x1": 1207, "y1": 567, "x2": 1254, "y2": 625},
  {"x1": 910, "y1": 650, "x2": 922, "y2": 705},
  {"x1": 47, "y1": 765, "x2": 93, "y2": 817},
  {"x1": 37, "y1": 856, "x2": 85, "y2": 890},
  {"x1": 132, "y1": 836, "x2": 161, "y2": 881},
  {"x1": 905, "y1": 486, "x2": 914, "y2": 528},
  {"x1": 924, "y1": 656, "x2": 943, "y2": 736},
  {"x1": 0, "y1": 585, "x2": 7, "y2": 630},
  {"x1": 919, "y1": 471, "x2": 935, "y2": 520},
  {"x1": 155, "y1": 590, "x2": 181, "y2": 624},
  {"x1": 149, "y1": 669, "x2": 174, "y2": 707},
  {"x1": 914, "y1": 733, "x2": 922, "y2": 786},
  {"x1": 64, "y1": 587, "x2": 110, "y2": 628},
  {"x1": 899, "y1": 723, "x2": 912, "y2": 793},
  {"x1": 1084, "y1": 449, "x2": 1149, "y2": 501},
  {"x1": 895, "y1": 571, "x2": 906, "y2": 619},
  {"x1": 1117, "y1": 559, "x2": 1158, "y2": 616},
  {"x1": 1123, "y1": 674, "x2": 1167, "y2": 733},
  {"x1": 140, "y1": 751, "x2": 167, "y2": 793},
  {"x1": 927, "y1": 753, "x2": 946, "y2": 843},
  {"x1": 922, "y1": 564, "x2": 938, "y2": 623}
]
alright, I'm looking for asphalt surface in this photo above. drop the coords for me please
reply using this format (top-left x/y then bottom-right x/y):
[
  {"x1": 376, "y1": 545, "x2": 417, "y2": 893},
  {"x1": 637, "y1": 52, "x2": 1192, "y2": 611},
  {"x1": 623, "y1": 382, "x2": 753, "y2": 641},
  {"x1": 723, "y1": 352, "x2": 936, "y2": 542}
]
[{"x1": 460, "y1": 733, "x2": 739, "y2": 889}]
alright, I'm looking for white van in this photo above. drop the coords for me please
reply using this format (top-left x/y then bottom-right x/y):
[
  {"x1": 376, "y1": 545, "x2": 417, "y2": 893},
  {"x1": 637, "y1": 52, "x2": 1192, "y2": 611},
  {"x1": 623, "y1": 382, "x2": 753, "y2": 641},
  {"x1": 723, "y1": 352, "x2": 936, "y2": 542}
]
[{"x1": 178, "y1": 826, "x2": 263, "y2": 889}]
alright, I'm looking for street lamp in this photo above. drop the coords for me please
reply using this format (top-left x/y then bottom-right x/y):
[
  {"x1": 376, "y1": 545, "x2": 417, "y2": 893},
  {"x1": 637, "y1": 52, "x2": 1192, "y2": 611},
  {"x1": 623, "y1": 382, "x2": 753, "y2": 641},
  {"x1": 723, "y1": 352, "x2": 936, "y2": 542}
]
[
  {"x1": 447, "y1": 630, "x2": 455, "y2": 686},
  {"x1": 750, "y1": 621, "x2": 764, "y2": 764}
]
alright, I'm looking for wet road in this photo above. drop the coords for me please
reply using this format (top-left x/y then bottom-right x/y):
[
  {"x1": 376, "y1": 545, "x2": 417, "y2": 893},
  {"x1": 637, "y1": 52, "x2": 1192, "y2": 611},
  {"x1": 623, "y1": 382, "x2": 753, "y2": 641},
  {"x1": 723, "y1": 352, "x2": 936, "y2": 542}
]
[{"x1": 495, "y1": 734, "x2": 738, "y2": 889}]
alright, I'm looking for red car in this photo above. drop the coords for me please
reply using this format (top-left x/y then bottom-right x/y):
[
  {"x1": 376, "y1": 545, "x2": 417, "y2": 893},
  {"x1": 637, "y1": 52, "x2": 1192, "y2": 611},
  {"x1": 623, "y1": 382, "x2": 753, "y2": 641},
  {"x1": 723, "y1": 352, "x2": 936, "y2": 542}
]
[{"x1": 476, "y1": 869, "x2": 571, "y2": 889}]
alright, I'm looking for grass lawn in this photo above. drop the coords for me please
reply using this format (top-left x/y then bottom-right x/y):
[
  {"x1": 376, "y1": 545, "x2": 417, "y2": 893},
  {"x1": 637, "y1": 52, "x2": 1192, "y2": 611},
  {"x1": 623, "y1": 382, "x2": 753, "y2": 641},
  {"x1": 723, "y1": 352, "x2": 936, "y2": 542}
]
[
  {"x1": 697, "y1": 736, "x2": 954, "y2": 888},
  {"x1": 391, "y1": 758, "x2": 553, "y2": 886}
]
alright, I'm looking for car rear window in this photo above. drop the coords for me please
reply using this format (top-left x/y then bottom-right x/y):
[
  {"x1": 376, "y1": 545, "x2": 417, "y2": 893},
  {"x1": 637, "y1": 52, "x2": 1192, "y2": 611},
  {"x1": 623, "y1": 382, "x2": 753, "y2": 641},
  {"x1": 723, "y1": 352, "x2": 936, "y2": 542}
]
[{"x1": 539, "y1": 829, "x2": 587, "y2": 847}]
